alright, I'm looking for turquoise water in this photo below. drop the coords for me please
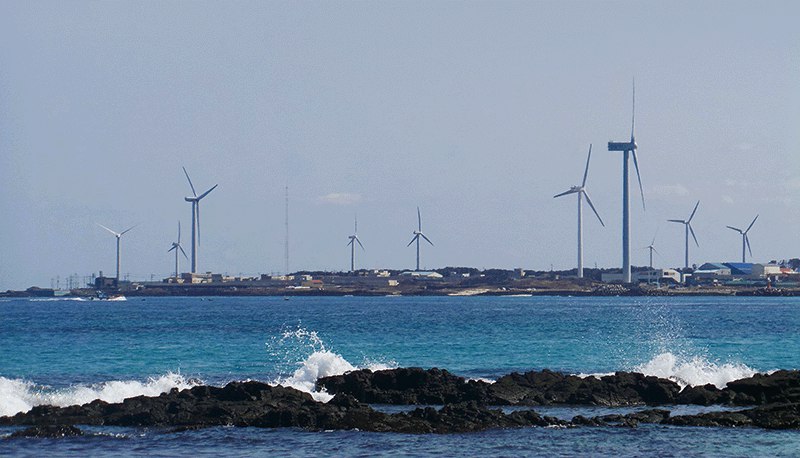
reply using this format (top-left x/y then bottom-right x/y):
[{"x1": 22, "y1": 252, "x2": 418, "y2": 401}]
[{"x1": 2, "y1": 296, "x2": 800, "y2": 455}]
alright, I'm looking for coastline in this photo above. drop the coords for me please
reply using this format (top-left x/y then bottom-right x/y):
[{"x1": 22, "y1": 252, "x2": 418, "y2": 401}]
[{"x1": 4, "y1": 283, "x2": 798, "y2": 299}]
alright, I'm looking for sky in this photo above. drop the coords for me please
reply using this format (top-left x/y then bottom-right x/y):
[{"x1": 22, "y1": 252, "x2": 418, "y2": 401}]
[{"x1": 0, "y1": 1, "x2": 798, "y2": 290}]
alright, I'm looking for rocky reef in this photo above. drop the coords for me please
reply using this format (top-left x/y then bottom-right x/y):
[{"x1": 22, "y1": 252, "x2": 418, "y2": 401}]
[
  {"x1": 317, "y1": 367, "x2": 800, "y2": 407},
  {"x1": 4, "y1": 368, "x2": 800, "y2": 438}
]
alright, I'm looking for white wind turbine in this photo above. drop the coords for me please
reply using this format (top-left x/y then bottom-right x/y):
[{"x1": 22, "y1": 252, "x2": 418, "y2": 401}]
[
  {"x1": 168, "y1": 221, "x2": 188, "y2": 278},
  {"x1": 644, "y1": 231, "x2": 660, "y2": 269},
  {"x1": 726, "y1": 215, "x2": 759, "y2": 263},
  {"x1": 346, "y1": 216, "x2": 365, "y2": 272},
  {"x1": 97, "y1": 223, "x2": 137, "y2": 283},
  {"x1": 608, "y1": 80, "x2": 646, "y2": 283},
  {"x1": 407, "y1": 207, "x2": 433, "y2": 271},
  {"x1": 668, "y1": 200, "x2": 700, "y2": 270},
  {"x1": 554, "y1": 144, "x2": 605, "y2": 278},
  {"x1": 182, "y1": 167, "x2": 218, "y2": 274}
]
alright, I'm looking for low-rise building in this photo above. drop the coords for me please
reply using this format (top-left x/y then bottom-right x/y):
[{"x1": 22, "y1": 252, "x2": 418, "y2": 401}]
[{"x1": 400, "y1": 271, "x2": 444, "y2": 280}]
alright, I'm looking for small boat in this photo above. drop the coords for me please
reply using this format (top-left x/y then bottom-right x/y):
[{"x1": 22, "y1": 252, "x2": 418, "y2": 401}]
[{"x1": 89, "y1": 291, "x2": 127, "y2": 301}]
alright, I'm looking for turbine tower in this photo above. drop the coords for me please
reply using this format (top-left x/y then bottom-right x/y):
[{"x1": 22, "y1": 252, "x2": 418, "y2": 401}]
[
  {"x1": 97, "y1": 223, "x2": 136, "y2": 283},
  {"x1": 554, "y1": 144, "x2": 605, "y2": 278},
  {"x1": 644, "y1": 232, "x2": 660, "y2": 269},
  {"x1": 668, "y1": 200, "x2": 700, "y2": 270},
  {"x1": 407, "y1": 207, "x2": 433, "y2": 271},
  {"x1": 182, "y1": 167, "x2": 218, "y2": 274},
  {"x1": 608, "y1": 81, "x2": 645, "y2": 283},
  {"x1": 167, "y1": 221, "x2": 188, "y2": 278},
  {"x1": 726, "y1": 215, "x2": 759, "y2": 263},
  {"x1": 346, "y1": 216, "x2": 365, "y2": 272}
]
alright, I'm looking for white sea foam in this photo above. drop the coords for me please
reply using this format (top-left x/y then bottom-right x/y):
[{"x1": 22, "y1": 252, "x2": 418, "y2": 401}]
[
  {"x1": 0, "y1": 372, "x2": 200, "y2": 417},
  {"x1": 28, "y1": 297, "x2": 87, "y2": 302},
  {"x1": 269, "y1": 326, "x2": 395, "y2": 402},
  {"x1": 634, "y1": 352, "x2": 757, "y2": 389},
  {"x1": 276, "y1": 350, "x2": 357, "y2": 402}
]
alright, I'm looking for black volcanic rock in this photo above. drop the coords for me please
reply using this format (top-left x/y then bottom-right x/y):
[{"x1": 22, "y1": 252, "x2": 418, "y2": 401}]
[
  {"x1": 488, "y1": 370, "x2": 681, "y2": 406},
  {"x1": 722, "y1": 370, "x2": 800, "y2": 405},
  {"x1": 675, "y1": 384, "x2": 728, "y2": 405},
  {"x1": 745, "y1": 402, "x2": 800, "y2": 429},
  {"x1": 318, "y1": 368, "x2": 682, "y2": 407},
  {"x1": 666, "y1": 410, "x2": 753, "y2": 427},
  {"x1": 317, "y1": 367, "x2": 492, "y2": 405},
  {"x1": 0, "y1": 380, "x2": 561, "y2": 434}
]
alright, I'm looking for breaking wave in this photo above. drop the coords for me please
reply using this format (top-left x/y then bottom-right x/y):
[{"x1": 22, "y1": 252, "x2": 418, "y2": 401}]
[
  {"x1": 269, "y1": 326, "x2": 395, "y2": 402},
  {"x1": 634, "y1": 352, "x2": 757, "y2": 389},
  {"x1": 0, "y1": 372, "x2": 200, "y2": 418}
]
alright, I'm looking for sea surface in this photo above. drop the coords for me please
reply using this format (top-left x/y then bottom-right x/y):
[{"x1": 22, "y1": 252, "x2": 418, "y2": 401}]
[{"x1": 1, "y1": 295, "x2": 799, "y2": 456}]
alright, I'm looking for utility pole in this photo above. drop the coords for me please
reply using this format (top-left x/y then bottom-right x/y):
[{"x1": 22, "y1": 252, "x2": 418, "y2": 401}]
[{"x1": 284, "y1": 185, "x2": 290, "y2": 275}]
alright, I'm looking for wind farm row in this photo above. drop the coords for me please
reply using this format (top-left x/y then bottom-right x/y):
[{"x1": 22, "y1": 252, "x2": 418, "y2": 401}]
[
  {"x1": 553, "y1": 82, "x2": 767, "y2": 284},
  {"x1": 88, "y1": 82, "x2": 776, "y2": 289}
]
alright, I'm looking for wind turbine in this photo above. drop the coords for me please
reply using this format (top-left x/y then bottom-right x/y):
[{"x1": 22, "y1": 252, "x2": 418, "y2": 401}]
[
  {"x1": 168, "y1": 221, "x2": 188, "y2": 278},
  {"x1": 554, "y1": 144, "x2": 605, "y2": 278},
  {"x1": 182, "y1": 167, "x2": 218, "y2": 274},
  {"x1": 97, "y1": 223, "x2": 136, "y2": 283},
  {"x1": 644, "y1": 232, "x2": 660, "y2": 269},
  {"x1": 608, "y1": 80, "x2": 645, "y2": 283},
  {"x1": 668, "y1": 200, "x2": 700, "y2": 270},
  {"x1": 727, "y1": 215, "x2": 759, "y2": 263},
  {"x1": 407, "y1": 207, "x2": 433, "y2": 271},
  {"x1": 346, "y1": 216, "x2": 365, "y2": 272}
]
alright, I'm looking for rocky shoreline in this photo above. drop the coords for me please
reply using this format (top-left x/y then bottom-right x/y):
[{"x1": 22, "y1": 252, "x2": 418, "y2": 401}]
[{"x1": 4, "y1": 368, "x2": 800, "y2": 438}]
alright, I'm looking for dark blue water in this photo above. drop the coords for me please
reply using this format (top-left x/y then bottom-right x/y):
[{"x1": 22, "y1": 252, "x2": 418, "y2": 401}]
[{"x1": 2, "y1": 296, "x2": 800, "y2": 455}]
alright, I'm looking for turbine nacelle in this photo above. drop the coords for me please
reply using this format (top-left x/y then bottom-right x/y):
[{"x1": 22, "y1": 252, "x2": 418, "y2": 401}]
[{"x1": 607, "y1": 141, "x2": 637, "y2": 151}]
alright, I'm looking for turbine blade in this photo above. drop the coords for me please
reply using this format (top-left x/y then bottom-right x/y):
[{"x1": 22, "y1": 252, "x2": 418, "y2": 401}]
[
  {"x1": 120, "y1": 224, "x2": 137, "y2": 236},
  {"x1": 96, "y1": 223, "x2": 119, "y2": 237},
  {"x1": 583, "y1": 191, "x2": 605, "y2": 227},
  {"x1": 347, "y1": 239, "x2": 354, "y2": 247},
  {"x1": 420, "y1": 233, "x2": 434, "y2": 246},
  {"x1": 198, "y1": 184, "x2": 218, "y2": 200},
  {"x1": 354, "y1": 215, "x2": 358, "y2": 234},
  {"x1": 179, "y1": 245, "x2": 188, "y2": 260},
  {"x1": 689, "y1": 223, "x2": 699, "y2": 247},
  {"x1": 356, "y1": 237, "x2": 365, "y2": 251},
  {"x1": 553, "y1": 189, "x2": 578, "y2": 198},
  {"x1": 631, "y1": 150, "x2": 645, "y2": 211},
  {"x1": 407, "y1": 235, "x2": 418, "y2": 247},
  {"x1": 417, "y1": 207, "x2": 421, "y2": 231},
  {"x1": 168, "y1": 245, "x2": 176, "y2": 252},
  {"x1": 667, "y1": 219, "x2": 684, "y2": 224},
  {"x1": 183, "y1": 167, "x2": 197, "y2": 197},
  {"x1": 582, "y1": 144, "x2": 592, "y2": 187},
  {"x1": 745, "y1": 214, "x2": 759, "y2": 233},
  {"x1": 178, "y1": 220, "x2": 181, "y2": 244},
  {"x1": 631, "y1": 78, "x2": 636, "y2": 141},
  {"x1": 726, "y1": 226, "x2": 743, "y2": 234},
  {"x1": 652, "y1": 247, "x2": 660, "y2": 256},
  {"x1": 746, "y1": 235, "x2": 752, "y2": 257},
  {"x1": 688, "y1": 200, "x2": 700, "y2": 222}
]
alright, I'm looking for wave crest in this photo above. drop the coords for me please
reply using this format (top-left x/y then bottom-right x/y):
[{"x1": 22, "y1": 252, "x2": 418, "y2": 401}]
[
  {"x1": 635, "y1": 352, "x2": 757, "y2": 389},
  {"x1": 269, "y1": 326, "x2": 395, "y2": 401},
  {"x1": 0, "y1": 372, "x2": 200, "y2": 417}
]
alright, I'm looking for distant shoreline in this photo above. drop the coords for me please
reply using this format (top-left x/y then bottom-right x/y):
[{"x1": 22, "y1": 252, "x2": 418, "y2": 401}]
[{"x1": 4, "y1": 283, "x2": 798, "y2": 298}]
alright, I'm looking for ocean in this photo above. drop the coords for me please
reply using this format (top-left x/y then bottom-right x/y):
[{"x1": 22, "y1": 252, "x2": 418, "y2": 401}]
[{"x1": 2, "y1": 295, "x2": 799, "y2": 456}]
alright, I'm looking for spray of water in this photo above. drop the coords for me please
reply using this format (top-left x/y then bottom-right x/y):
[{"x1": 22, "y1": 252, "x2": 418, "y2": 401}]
[
  {"x1": 0, "y1": 372, "x2": 200, "y2": 417},
  {"x1": 266, "y1": 325, "x2": 395, "y2": 401}
]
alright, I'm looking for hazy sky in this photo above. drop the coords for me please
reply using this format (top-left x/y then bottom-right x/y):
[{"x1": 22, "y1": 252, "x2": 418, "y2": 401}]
[{"x1": 1, "y1": 1, "x2": 798, "y2": 290}]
